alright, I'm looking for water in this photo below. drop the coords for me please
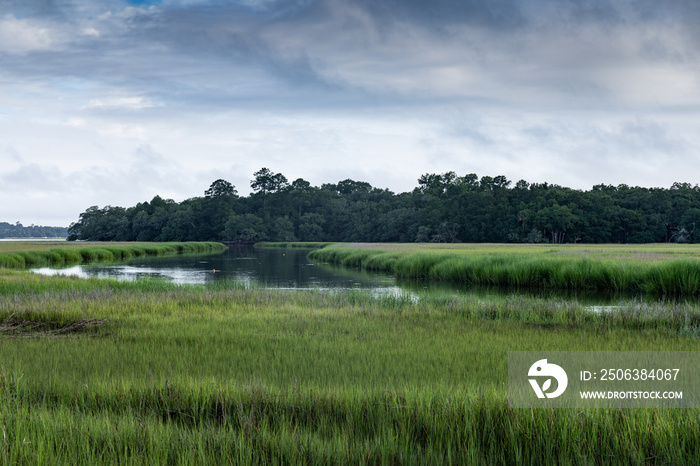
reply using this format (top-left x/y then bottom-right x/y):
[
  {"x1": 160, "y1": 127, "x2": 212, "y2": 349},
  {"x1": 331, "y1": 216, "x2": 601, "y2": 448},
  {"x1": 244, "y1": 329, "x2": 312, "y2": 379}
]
[
  {"x1": 32, "y1": 246, "x2": 402, "y2": 294},
  {"x1": 31, "y1": 245, "x2": 633, "y2": 306}
]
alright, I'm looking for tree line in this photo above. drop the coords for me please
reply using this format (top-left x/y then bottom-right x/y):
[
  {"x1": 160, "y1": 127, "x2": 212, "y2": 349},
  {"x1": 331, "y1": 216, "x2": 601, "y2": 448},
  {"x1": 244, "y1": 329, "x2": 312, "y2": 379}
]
[
  {"x1": 0, "y1": 222, "x2": 68, "y2": 239},
  {"x1": 67, "y1": 168, "x2": 700, "y2": 244}
]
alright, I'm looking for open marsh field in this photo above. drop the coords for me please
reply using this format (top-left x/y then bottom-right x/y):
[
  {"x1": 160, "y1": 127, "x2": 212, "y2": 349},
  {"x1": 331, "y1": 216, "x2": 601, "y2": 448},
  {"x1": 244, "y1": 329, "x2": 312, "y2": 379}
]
[{"x1": 1, "y1": 242, "x2": 699, "y2": 464}]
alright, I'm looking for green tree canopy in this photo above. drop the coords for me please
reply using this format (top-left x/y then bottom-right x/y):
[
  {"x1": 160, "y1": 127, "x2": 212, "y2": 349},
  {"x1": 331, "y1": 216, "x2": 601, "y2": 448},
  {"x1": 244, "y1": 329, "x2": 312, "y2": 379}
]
[
  {"x1": 67, "y1": 170, "x2": 700, "y2": 245},
  {"x1": 205, "y1": 179, "x2": 237, "y2": 198}
]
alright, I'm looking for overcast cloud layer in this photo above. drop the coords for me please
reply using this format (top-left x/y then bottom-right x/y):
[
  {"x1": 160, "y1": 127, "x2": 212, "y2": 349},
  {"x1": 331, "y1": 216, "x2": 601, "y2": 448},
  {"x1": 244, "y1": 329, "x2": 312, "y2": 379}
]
[{"x1": 1, "y1": 0, "x2": 700, "y2": 226}]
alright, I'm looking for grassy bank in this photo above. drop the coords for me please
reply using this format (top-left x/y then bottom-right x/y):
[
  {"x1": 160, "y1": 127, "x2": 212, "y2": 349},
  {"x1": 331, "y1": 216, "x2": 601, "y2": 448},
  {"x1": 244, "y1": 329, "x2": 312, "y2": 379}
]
[
  {"x1": 0, "y1": 267, "x2": 698, "y2": 463},
  {"x1": 309, "y1": 243, "x2": 700, "y2": 296},
  {"x1": 0, "y1": 241, "x2": 227, "y2": 269}
]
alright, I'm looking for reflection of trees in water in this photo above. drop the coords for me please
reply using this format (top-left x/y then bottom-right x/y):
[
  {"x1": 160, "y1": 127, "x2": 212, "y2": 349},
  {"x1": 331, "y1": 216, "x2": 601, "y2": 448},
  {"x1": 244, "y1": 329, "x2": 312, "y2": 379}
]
[{"x1": 216, "y1": 247, "x2": 395, "y2": 289}]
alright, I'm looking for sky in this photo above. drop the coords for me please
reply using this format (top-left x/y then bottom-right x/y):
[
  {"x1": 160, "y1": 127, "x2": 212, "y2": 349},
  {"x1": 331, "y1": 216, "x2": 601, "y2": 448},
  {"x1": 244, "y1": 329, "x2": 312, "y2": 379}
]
[{"x1": 1, "y1": 0, "x2": 699, "y2": 227}]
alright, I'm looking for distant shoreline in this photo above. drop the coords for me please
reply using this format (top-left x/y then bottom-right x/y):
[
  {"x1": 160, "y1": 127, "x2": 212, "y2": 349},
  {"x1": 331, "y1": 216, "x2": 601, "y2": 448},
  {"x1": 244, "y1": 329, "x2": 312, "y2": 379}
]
[{"x1": 0, "y1": 237, "x2": 67, "y2": 241}]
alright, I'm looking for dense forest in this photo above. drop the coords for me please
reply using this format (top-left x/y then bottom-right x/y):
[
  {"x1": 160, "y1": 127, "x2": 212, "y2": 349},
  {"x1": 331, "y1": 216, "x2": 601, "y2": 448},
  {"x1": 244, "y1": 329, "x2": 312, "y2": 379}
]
[
  {"x1": 0, "y1": 222, "x2": 68, "y2": 239},
  {"x1": 67, "y1": 168, "x2": 700, "y2": 244}
]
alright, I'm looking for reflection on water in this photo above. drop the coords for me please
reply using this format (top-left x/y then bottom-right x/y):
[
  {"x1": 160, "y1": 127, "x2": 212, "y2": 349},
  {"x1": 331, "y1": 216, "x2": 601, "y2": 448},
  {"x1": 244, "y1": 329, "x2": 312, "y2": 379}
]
[
  {"x1": 31, "y1": 246, "x2": 404, "y2": 296},
  {"x1": 32, "y1": 265, "x2": 209, "y2": 284},
  {"x1": 31, "y1": 245, "x2": 665, "y2": 307}
]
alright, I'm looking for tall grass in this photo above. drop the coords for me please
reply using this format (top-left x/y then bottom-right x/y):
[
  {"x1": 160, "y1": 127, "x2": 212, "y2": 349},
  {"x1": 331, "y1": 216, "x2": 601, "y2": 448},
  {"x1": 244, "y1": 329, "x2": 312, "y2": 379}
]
[
  {"x1": 0, "y1": 279, "x2": 697, "y2": 464},
  {"x1": 310, "y1": 243, "x2": 700, "y2": 297},
  {"x1": 1, "y1": 281, "x2": 698, "y2": 463},
  {"x1": 1, "y1": 248, "x2": 698, "y2": 463},
  {"x1": 3, "y1": 270, "x2": 698, "y2": 337},
  {"x1": 0, "y1": 241, "x2": 227, "y2": 269},
  {"x1": 2, "y1": 380, "x2": 697, "y2": 464}
]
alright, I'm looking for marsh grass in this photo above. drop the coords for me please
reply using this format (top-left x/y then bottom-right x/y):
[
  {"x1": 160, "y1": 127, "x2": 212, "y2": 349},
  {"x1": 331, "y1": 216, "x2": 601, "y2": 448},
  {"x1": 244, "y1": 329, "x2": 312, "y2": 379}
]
[
  {"x1": 310, "y1": 243, "x2": 700, "y2": 297},
  {"x1": 1, "y1": 240, "x2": 699, "y2": 464},
  {"x1": 0, "y1": 269, "x2": 698, "y2": 463},
  {"x1": 2, "y1": 380, "x2": 698, "y2": 464},
  {"x1": 0, "y1": 241, "x2": 227, "y2": 269}
]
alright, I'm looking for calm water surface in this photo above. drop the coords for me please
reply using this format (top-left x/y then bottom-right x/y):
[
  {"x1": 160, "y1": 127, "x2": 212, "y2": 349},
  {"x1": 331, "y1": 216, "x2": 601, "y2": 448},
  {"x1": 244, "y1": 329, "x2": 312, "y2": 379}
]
[
  {"x1": 31, "y1": 246, "x2": 637, "y2": 305},
  {"x1": 33, "y1": 247, "x2": 401, "y2": 293}
]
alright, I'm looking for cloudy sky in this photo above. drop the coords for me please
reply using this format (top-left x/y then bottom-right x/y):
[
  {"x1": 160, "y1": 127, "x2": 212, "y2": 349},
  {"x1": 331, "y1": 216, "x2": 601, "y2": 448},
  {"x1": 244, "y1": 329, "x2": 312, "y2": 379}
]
[{"x1": 1, "y1": 0, "x2": 699, "y2": 227}]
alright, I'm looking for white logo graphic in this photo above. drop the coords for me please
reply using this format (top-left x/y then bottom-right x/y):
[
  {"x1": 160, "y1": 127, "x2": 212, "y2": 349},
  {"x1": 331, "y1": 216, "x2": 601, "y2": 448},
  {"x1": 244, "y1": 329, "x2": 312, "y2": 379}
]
[{"x1": 528, "y1": 359, "x2": 568, "y2": 398}]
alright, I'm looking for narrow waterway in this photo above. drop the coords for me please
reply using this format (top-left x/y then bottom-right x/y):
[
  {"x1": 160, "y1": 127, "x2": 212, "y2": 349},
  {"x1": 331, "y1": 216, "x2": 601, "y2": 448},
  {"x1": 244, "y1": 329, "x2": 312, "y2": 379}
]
[
  {"x1": 32, "y1": 246, "x2": 399, "y2": 289},
  {"x1": 30, "y1": 245, "x2": 646, "y2": 307}
]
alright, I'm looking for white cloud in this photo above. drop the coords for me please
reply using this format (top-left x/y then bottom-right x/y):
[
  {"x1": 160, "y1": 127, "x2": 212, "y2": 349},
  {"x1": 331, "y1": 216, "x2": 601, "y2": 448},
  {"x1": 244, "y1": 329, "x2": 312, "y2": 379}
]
[
  {"x1": 0, "y1": 14, "x2": 57, "y2": 54},
  {"x1": 86, "y1": 96, "x2": 158, "y2": 110},
  {"x1": 97, "y1": 124, "x2": 148, "y2": 140},
  {"x1": 66, "y1": 117, "x2": 87, "y2": 127},
  {"x1": 81, "y1": 27, "x2": 100, "y2": 38}
]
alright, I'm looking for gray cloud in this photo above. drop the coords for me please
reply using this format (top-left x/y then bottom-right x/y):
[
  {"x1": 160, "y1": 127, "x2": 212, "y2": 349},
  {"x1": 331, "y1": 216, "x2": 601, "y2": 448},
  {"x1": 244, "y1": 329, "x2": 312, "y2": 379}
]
[
  {"x1": 0, "y1": 143, "x2": 23, "y2": 164},
  {"x1": 4, "y1": 0, "x2": 699, "y2": 110},
  {"x1": 1, "y1": 0, "x2": 700, "y2": 225}
]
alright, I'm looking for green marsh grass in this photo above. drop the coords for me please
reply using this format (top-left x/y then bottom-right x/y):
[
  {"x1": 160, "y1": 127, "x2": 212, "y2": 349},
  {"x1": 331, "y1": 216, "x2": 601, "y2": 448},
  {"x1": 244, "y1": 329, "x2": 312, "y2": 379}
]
[
  {"x1": 0, "y1": 241, "x2": 227, "y2": 269},
  {"x1": 310, "y1": 243, "x2": 700, "y2": 297},
  {"x1": 0, "y1": 265, "x2": 699, "y2": 463}
]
